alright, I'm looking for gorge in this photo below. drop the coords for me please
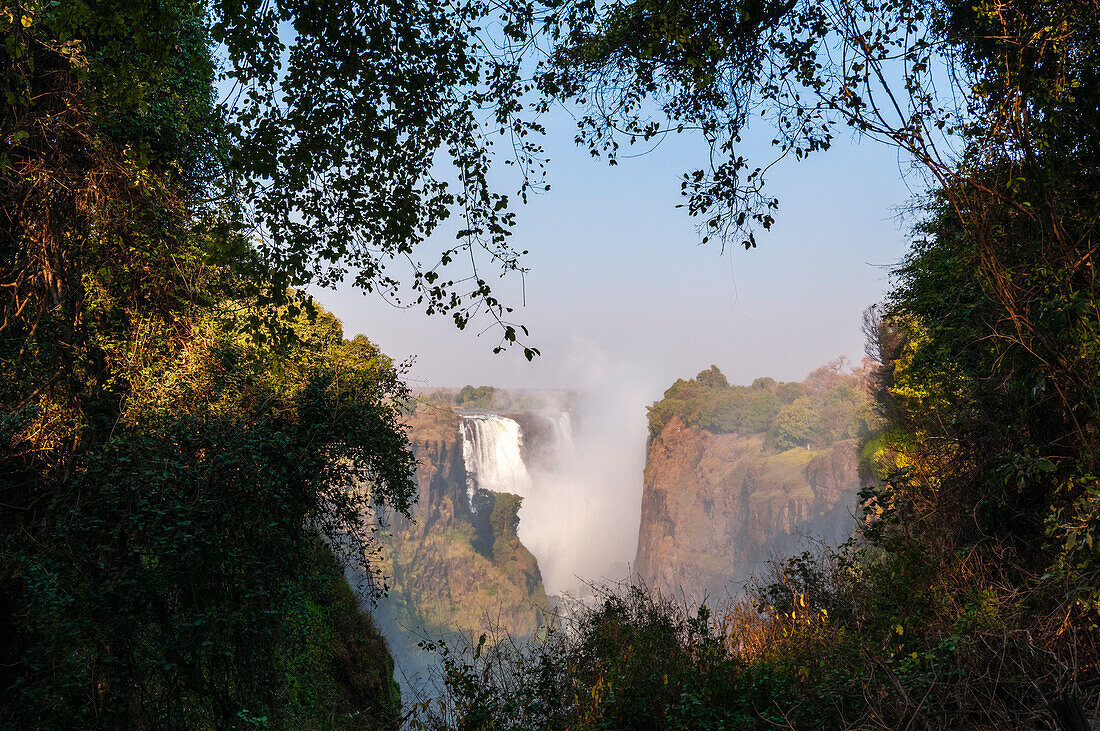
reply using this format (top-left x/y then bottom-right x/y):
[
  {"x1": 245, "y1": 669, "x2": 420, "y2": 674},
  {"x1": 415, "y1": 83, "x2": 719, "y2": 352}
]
[
  {"x1": 633, "y1": 417, "x2": 863, "y2": 601},
  {"x1": 366, "y1": 365, "x2": 871, "y2": 692}
]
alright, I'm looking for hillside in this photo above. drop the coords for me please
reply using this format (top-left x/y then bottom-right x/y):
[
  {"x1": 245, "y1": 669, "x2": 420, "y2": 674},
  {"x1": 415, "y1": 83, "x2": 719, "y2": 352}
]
[{"x1": 634, "y1": 364, "x2": 872, "y2": 600}]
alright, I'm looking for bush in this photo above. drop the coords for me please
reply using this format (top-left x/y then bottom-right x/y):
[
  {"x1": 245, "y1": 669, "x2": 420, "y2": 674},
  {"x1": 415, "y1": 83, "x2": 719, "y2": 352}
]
[
  {"x1": 455, "y1": 385, "x2": 496, "y2": 409},
  {"x1": 648, "y1": 365, "x2": 871, "y2": 451},
  {"x1": 415, "y1": 545, "x2": 1100, "y2": 730},
  {"x1": 768, "y1": 397, "x2": 818, "y2": 450},
  {"x1": 280, "y1": 541, "x2": 402, "y2": 729}
]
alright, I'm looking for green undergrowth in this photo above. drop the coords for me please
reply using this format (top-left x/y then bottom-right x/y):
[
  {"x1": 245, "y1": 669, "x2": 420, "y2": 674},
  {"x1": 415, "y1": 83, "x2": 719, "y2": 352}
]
[
  {"x1": 279, "y1": 541, "x2": 401, "y2": 730},
  {"x1": 412, "y1": 542, "x2": 1099, "y2": 730}
]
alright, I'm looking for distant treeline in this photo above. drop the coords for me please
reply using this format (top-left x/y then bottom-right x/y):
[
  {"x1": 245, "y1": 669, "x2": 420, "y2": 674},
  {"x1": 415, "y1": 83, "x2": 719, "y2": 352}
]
[
  {"x1": 646, "y1": 361, "x2": 876, "y2": 451},
  {"x1": 418, "y1": 385, "x2": 571, "y2": 414}
]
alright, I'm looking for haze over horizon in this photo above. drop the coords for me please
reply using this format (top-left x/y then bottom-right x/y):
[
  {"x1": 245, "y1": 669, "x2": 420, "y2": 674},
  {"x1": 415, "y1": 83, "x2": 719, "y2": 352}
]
[{"x1": 313, "y1": 118, "x2": 917, "y2": 398}]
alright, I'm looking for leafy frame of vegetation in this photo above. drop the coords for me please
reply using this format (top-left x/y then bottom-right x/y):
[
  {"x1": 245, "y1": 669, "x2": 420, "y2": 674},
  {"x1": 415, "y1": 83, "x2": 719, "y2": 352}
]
[{"x1": 1, "y1": 2, "x2": 415, "y2": 725}]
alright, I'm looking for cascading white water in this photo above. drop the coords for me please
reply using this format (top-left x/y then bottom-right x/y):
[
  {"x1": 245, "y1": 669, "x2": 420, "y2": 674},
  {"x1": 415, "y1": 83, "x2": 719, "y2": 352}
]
[
  {"x1": 458, "y1": 395, "x2": 647, "y2": 598},
  {"x1": 460, "y1": 415, "x2": 533, "y2": 507},
  {"x1": 549, "y1": 412, "x2": 577, "y2": 461}
]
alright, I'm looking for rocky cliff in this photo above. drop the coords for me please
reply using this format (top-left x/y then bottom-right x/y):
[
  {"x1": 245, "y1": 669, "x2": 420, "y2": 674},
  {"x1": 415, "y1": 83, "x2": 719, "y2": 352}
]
[
  {"x1": 634, "y1": 415, "x2": 862, "y2": 601},
  {"x1": 371, "y1": 409, "x2": 552, "y2": 682}
]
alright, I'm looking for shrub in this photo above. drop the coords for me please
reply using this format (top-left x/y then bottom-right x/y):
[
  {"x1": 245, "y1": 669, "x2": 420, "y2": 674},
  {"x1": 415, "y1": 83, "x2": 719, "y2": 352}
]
[
  {"x1": 416, "y1": 546, "x2": 1100, "y2": 730},
  {"x1": 647, "y1": 365, "x2": 869, "y2": 450},
  {"x1": 768, "y1": 397, "x2": 818, "y2": 450}
]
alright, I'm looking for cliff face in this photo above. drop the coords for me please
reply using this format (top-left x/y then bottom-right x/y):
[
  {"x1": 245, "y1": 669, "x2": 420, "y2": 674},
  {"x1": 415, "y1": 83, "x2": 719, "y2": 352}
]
[
  {"x1": 634, "y1": 416, "x2": 862, "y2": 601},
  {"x1": 373, "y1": 409, "x2": 551, "y2": 671},
  {"x1": 398, "y1": 409, "x2": 471, "y2": 534}
]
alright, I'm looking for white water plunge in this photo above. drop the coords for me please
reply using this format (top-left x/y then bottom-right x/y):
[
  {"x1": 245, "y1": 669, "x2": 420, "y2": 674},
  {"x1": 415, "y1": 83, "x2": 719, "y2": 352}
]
[
  {"x1": 459, "y1": 411, "x2": 635, "y2": 597},
  {"x1": 460, "y1": 415, "x2": 534, "y2": 500}
]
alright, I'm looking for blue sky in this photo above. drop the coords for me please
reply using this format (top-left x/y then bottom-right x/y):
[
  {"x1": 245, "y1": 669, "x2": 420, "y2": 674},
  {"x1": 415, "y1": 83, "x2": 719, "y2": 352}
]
[{"x1": 314, "y1": 109, "x2": 920, "y2": 400}]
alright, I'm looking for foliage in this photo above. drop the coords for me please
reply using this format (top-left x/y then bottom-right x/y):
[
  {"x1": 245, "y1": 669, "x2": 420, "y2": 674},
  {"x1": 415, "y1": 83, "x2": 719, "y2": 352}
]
[
  {"x1": 279, "y1": 540, "x2": 402, "y2": 729},
  {"x1": 417, "y1": 386, "x2": 565, "y2": 415},
  {"x1": 767, "y1": 396, "x2": 817, "y2": 451},
  {"x1": 2, "y1": 287, "x2": 413, "y2": 725},
  {"x1": 207, "y1": 0, "x2": 563, "y2": 354},
  {"x1": 455, "y1": 385, "x2": 497, "y2": 410},
  {"x1": 646, "y1": 366, "x2": 778, "y2": 437},
  {"x1": 413, "y1": 588, "x2": 778, "y2": 730},
  {"x1": 416, "y1": 544, "x2": 1099, "y2": 729},
  {"x1": 2, "y1": 0, "x2": 556, "y2": 359},
  {"x1": 647, "y1": 363, "x2": 873, "y2": 450},
  {"x1": 1, "y1": 2, "x2": 414, "y2": 725},
  {"x1": 469, "y1": 490, "x2": 525, "y2": 561},
  {"x1": 487, "y1": 492, "x2": 524, "y2": 561},
  {"x1": 529, "y1": 0, "x2": 952, "y2": 247},
  {"x1": 861, "y1": 188, "x2": 1100, "y2": 603}
]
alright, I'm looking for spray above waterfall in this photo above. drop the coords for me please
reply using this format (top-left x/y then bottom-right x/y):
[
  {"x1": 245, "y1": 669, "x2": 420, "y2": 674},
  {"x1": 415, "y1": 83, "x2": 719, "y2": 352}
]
[{"x1": 457, "y1": 402, "x2": 642, "y2": 597}]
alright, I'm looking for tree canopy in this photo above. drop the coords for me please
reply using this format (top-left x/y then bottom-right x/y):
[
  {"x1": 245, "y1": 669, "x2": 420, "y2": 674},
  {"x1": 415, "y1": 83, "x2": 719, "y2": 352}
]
[
  {"x1": 647, "y1": 363, "x2": 874, "y2": 449},
  {"x1": 4, "y1": 0, "x2": 1100, "y2": 724},
  {"x1": 1, "y1": 3, "x2": 416, "y2": 724}
]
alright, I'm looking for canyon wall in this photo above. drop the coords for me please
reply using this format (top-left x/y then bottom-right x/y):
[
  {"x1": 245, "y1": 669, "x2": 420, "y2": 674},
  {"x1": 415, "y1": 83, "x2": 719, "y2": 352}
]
[
  {"x1": 370, "y1": 409, "x2": 552, "y2": 685},
  {"x1": 634, "y1": 415, "x2": 862, "y2": 601}
]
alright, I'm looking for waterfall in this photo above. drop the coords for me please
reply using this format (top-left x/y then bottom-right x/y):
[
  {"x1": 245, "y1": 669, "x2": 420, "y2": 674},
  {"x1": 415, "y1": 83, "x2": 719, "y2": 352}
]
[
  {"x1": 458, "y1": 406, "x2": 641, "y2": 597},
  {"x1": 549, "y1": 412, "x2": 577, "y2": 460},
  {"x1": 460, "y1": 414, "x2": 533, "y2": 507}
]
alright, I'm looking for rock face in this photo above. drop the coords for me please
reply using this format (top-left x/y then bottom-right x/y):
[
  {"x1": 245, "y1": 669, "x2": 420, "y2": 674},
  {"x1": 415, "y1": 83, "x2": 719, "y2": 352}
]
[
  {"x1": 633, "y1": 416, "x2": 862, "y2": 601},
  {"x1": 372, "y1": 409, "x2": 551, "y2": 678}
]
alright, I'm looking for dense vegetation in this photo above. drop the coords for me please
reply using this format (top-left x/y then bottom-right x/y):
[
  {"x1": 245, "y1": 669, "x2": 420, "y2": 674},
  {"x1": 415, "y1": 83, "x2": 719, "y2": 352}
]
[
  {"x1": 646, "y1": 363, "x2": 875, "y2": 451},
  {"x1": 282, "y1": 541, "x2": 403, "y2": 728},
  {"x1": 4, "y1": 0, "x2": 1099, "y2": 725},
  {"x1": 0, "y1": 2, "x2": 417, "y2": 726},
  {"x1": 416, "y1": 536, "x2": 1096, "y2": 729},
  {"x1": 454, "y1": 385, "x2": 497, "y2": 410},
  {"x1": 470, "y1": 491, "x2": 525, "y2": 561},
  {"x1": 418, "y1": 386, "x2": 557, "y2": 414},
  {"x1": 410, "y1": 0, "x2": 1100, "y2": 725}
]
